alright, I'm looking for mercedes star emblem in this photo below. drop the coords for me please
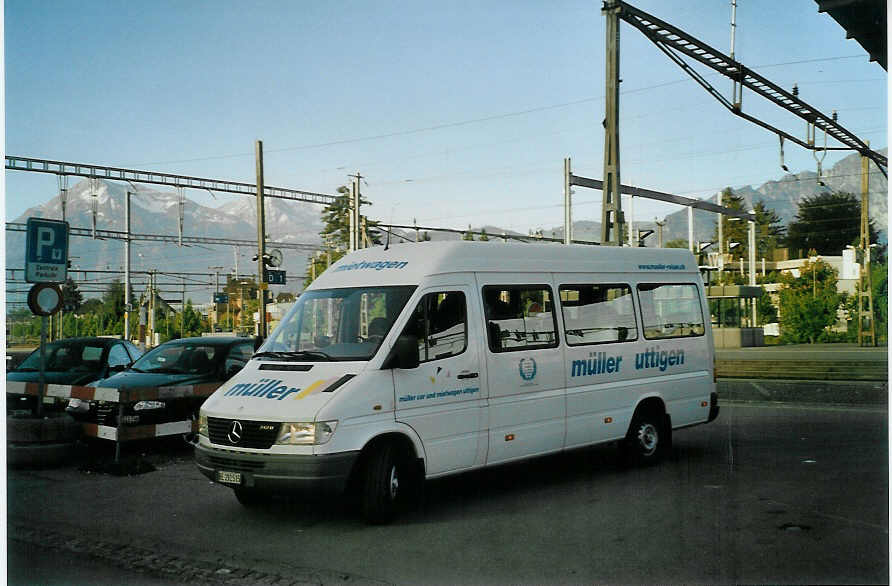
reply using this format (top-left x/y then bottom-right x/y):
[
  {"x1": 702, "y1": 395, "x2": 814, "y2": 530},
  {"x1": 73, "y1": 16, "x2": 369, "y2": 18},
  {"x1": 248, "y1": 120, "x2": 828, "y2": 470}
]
[{"x1": 227, "y1": 420, "x2": 243, "y2": 444}]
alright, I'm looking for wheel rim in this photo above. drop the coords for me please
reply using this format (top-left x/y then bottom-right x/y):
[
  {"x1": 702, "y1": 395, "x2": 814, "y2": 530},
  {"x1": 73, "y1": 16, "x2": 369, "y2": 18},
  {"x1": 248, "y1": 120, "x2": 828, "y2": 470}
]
[
  {"x1": 637, "y1": 423, "x2": 659, "y2": 456},
  {"x1": 388, "y1": 464, "x2": 399, "y2": 500}
]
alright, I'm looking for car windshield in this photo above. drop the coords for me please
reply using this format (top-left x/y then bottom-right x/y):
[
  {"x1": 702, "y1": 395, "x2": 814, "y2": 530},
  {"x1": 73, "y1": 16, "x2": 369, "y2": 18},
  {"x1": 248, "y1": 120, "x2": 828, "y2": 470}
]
[
  {"x1": 258, "y1": 286, "x2": 416, "y2": 361},
  {"x1": 16, "y1": 340, "x2": 107, "y2": 372},
  {"x1": 130, "y1": 342, "x2": 219, "y2": 375}
]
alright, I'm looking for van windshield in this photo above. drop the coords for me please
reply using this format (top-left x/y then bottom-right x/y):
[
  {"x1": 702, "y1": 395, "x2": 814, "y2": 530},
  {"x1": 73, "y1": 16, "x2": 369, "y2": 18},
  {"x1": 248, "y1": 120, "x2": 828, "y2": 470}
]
[{"x1": 258, "y1": 286, "x2": 416, "y2": 361}]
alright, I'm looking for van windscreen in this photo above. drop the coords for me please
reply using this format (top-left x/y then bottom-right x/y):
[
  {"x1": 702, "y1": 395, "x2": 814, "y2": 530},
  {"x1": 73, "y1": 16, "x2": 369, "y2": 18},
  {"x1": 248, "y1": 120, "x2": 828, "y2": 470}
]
[{"x1": 258, "y1": 286, "x2": 416, "y2": 361}]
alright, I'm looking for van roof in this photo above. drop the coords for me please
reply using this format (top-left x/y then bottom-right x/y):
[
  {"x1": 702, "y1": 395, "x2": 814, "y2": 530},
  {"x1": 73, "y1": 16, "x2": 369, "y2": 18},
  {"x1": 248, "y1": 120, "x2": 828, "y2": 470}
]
[{"x1": 309, "y1": 241, "x2": 699, "y2": 289}]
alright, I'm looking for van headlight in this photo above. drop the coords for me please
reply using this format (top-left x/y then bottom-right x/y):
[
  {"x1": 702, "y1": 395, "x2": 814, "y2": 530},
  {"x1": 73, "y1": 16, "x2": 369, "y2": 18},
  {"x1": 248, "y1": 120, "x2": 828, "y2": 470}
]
[
  {"x1": 198, "y1": 414, "x2": 208, "y2": 437},
  {"x1": 275, "y1": 421, "x2": 338, "y2": 445}
]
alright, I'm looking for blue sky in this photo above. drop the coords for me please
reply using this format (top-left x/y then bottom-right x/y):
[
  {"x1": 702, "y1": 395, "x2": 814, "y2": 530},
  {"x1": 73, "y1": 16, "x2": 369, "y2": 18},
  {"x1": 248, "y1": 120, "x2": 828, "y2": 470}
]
[{"x1": 4, "y1": 0, "x2": 887, "y2": 236}]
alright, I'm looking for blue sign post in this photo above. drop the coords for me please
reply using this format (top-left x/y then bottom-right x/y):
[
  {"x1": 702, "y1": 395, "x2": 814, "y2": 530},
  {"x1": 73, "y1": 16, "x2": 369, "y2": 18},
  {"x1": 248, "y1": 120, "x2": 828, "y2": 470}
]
[
  {"x1": 25, "y1": 217, "x2": 69, "y2": 283},
  {"x1": 23, "y1": 217, "x2": 69, "y2": 418}
]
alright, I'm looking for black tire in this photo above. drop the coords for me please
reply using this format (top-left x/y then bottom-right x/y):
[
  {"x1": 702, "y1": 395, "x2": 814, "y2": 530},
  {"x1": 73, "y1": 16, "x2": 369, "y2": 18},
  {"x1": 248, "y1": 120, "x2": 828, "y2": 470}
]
[
  {"x1": 7, "y1": 441, "x2": 76, "y2": 469},
  {"x1": 623, "y1": 410, "x2": 666, "y2": 466},
  {"x1": 7, "y1": 413, "x2": 81, "y2": 469},
  {"x1": 360, "y1": 443, "x2": 404, "y2": 525},
  {"x1": 233, "y1": 487, "x2": 264, "y2": 507}
]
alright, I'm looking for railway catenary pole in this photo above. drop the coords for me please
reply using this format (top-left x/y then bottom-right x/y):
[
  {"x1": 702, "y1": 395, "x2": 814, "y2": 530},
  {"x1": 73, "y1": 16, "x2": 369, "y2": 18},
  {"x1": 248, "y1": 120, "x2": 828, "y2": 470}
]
[
  {"x1": 601, "y1": 0, "x2": 624, "y2": 246},
  {"x1": 124, "y1": 191, "x2": 131, "y2": 342},
  {"x1": 255, "y1": 140, "x2": 268, "y2": 339}
]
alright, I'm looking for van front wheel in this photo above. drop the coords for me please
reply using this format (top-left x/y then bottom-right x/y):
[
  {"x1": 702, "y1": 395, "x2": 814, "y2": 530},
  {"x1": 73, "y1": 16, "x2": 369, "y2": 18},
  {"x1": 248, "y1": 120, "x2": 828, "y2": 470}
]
[{"x1": 360, "y1": 444, "x2": 403, "y2": 524}]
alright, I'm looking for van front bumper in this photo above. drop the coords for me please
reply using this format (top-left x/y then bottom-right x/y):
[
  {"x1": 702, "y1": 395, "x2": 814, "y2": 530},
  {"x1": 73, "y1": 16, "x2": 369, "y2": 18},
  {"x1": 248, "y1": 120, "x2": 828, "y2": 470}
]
[{"x1": 195, "y1": 442, "x2": 360, "y2": 495}]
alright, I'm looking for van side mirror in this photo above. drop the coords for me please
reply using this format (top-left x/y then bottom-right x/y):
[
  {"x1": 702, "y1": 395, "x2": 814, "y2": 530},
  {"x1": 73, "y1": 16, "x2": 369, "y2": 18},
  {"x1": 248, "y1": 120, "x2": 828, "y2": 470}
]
[
  {"x1": 253, "y1": 336, "x2": 264, "y2": 351},
  {"x1": 384, "y1": 334, "x2": 420, "y2": 370}
]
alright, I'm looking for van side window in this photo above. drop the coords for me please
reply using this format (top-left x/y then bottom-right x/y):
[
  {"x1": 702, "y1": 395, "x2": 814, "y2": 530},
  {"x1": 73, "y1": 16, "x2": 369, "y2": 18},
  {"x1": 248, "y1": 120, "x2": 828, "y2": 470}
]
[
  {"x1": 637, "y1": 283, "x2": 705, "y2": 339},
  {"x1": 483, "y1": 285, "x2": 558, "y2": 353},
  {"x1": 403, "y1": 291, "x2": 468, "y2": 362},
  {"x1": 559, "y1": 284, "x2": 637, "y2": 345}
]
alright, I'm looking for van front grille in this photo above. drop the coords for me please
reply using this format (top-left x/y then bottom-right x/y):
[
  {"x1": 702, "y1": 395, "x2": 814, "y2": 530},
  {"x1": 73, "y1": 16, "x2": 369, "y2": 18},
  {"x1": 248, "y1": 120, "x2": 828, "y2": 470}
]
[{"x1": 207, "y1": 417, "x2": 280, "y2": 449}]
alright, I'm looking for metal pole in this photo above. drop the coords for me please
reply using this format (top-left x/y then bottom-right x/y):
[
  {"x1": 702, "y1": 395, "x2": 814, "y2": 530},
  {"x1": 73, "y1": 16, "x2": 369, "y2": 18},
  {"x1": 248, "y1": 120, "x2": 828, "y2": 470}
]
[
  {"x1": 749, "y1": 212, "x2": 756, "y2": 326},
  {"x1": 628, "y1": 194, "x2": 635, "y2": 246},
  {"x1": 730, "y1": 0, "x2": 739, "y2": 107},
  {"x1": 688, "y1": 206, "x2": 694, "y2": 252},
  {"x1": 210, "y1": 267, "x2": 222, "y2": 333},
  {"x1": 149, "y1": 270, "x2": 155, "y2": 345},
  {"x1": 37, "y1": 316, "x2": 47, "y2": 418},
  {"x1": 124, "y1": 191, "x2": 131, "y2": 342},
  {"x1": 564, "y1": 158, "x2": 572, "y2": 245},
  {"x1": 181, "y1": 280, "x2": 186, "y2": 339},
  {"x1": 255, "y1": 140, "x2": 268, "y2": 339},
  {"x1": 602, "y1": 0, "x2": 623, "y2": 246},
  {"x1": 717, "y1": 192, "x2": 724, "y2": 274}
]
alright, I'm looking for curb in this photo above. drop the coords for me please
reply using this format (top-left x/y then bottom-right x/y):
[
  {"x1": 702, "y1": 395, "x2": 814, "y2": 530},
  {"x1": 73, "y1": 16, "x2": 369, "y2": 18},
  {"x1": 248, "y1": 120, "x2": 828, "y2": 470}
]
[
  {"x1": 8, "y1": 524, "x2": 390, "y2": 586},
  {"x1": 717, "y1": 378, "x2": 888, "y2": 406}
]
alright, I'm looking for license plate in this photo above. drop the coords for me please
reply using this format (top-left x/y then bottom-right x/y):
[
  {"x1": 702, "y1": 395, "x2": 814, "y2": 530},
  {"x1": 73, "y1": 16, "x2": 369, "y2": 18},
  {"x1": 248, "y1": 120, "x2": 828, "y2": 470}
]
[{"x1": 217, "y1": 470, "x2": 242, "y2": 485}]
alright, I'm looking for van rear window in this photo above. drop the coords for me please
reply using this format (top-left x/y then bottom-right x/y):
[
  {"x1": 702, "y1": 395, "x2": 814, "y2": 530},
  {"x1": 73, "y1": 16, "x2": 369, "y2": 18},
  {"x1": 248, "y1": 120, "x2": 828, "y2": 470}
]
[
  {"x1": 559, "y1": 284, "x2": 637, "y2": 345},
  {"x1": 637, "y1": 283, "x2": 705, "y2": 339}
]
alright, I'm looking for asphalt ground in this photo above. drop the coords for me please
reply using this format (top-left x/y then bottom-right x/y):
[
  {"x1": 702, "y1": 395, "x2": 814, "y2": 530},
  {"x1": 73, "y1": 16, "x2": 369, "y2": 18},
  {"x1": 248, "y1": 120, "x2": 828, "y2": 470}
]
[{"x1": 6, "y1": 400, "x2": 889, "y2": 585}]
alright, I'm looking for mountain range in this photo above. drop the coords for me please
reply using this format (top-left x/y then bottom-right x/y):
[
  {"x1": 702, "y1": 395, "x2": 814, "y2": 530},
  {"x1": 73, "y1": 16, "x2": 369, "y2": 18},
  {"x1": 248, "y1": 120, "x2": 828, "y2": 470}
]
[
  {"x1": 6, "y1": 179, "x2": 324, "y2": 305},
  {"x1": 6, "y1": 148, "x2": 887, "y2": 304}
]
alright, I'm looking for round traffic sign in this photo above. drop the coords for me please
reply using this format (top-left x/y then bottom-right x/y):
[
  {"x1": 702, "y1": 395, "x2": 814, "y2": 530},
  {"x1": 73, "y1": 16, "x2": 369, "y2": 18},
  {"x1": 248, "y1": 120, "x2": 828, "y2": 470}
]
[{"x1": 27, "y1": 283, "x2": 63, "y2": 316}]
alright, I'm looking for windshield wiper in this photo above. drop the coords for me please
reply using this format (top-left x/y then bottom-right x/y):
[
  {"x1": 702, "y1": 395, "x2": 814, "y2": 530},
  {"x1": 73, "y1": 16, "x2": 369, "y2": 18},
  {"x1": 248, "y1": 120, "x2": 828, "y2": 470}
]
[{"x1": 253, "y1": 350, "x2": 332, "y2": 362}]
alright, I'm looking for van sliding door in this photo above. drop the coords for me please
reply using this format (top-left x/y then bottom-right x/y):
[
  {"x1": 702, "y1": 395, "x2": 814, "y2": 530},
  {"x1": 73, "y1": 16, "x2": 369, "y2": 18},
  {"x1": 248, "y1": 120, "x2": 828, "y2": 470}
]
[{"x1": 478, "y1": 277, "x2": 565, "y2": 465}]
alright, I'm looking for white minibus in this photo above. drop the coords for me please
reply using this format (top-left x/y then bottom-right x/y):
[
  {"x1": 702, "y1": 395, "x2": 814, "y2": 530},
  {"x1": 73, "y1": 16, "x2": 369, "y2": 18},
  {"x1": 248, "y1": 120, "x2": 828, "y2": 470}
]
[{"x1": 196, "y1": 241, "x2": 719, "y2": 523}]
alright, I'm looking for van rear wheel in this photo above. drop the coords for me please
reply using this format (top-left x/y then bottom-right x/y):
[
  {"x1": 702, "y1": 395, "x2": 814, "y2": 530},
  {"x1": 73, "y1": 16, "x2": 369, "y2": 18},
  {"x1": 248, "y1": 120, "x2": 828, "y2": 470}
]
[{"x1": 360, "y1": 443, "x2": 403, "y2": 524}]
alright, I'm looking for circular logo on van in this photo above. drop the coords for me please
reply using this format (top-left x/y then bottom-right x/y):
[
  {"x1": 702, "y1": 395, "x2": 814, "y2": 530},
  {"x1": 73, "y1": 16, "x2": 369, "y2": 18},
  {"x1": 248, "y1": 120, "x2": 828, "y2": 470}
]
[
  {"x1": 519, "y1": 358, "x2": 537, "y2": 381},
  {"x1": 228, "y1": 420, "x2": 243, "y2": 445}
]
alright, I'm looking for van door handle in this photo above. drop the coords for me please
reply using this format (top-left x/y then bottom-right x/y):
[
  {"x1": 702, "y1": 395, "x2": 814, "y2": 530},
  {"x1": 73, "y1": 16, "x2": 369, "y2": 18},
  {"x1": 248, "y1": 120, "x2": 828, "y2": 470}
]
[{"x1": 457, "y1": 372, "x2": 479, "y2": 379}]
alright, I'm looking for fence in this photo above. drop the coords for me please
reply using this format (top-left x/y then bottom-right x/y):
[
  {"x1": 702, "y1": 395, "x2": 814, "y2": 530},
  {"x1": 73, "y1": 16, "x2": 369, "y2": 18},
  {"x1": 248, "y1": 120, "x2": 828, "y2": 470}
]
[{"x1": 6, "y1": 381, "x2": 221, "y2": 461}]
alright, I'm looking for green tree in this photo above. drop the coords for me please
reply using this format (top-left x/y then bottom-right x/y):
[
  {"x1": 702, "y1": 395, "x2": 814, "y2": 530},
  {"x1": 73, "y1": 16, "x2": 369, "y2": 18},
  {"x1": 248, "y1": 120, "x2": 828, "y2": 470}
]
[
  {"x1": 777, "y1": 258, "x2": 841, "y2": 343},
  {"x1": 751, "y1": 200, "x2": 786, "y2": 260},
  {"x1": 714, "y1": 189, "x2": 748, "y2": 258},
  {"x1": 463, "y1": 225, "x2": 474, "y2": 241},
  {"x1": 61, "y1": 277, "x2": 83, "y2": 312},
  {"x1": 101, "y1": 279, "x2": 127, "y2": 334},
  {"x1": 305, "y1": 186, "x2": 381, "y2": 287},
  {"x1": 81, "y1": 298, "x2": 103, "y2": 314},
  {"x1": 712, "y1": 190, "x2": 785, "y2": 261},
  {"x1": 786, "y1": 191, "x2": 880, "y2": 257},
  {"x1": 756, "y1": 291, "x2": 778, "y2": 324},
  {"x1": 181, "y1": 299, "x2": 204, "y2": 337},
  {"x1": 664, "y1": 239, "x2": 689, "y2": 249},
  {"x1": 479, "y1": 228, "x2": 490, "y2": 242}
]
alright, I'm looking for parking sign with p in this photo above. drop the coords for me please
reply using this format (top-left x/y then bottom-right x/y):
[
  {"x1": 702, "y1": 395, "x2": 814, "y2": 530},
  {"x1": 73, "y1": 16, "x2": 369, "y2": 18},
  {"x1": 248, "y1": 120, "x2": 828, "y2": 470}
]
[{"x1": 25, "y1": 217, "x2": 69, "y2": 283}]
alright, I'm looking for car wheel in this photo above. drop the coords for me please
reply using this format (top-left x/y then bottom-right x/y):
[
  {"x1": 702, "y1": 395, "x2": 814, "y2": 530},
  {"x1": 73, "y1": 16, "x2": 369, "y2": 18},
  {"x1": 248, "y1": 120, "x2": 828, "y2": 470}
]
[
  {"x1": 623, "y1": 410, "x2": 667, "y2": 466},
  {"x1": 7, "y1": 413, "x2": 82, "y2": 469},
  {"x1": 360, "y1": 443, "x2": 405, "y2": 524}
]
